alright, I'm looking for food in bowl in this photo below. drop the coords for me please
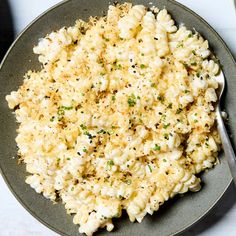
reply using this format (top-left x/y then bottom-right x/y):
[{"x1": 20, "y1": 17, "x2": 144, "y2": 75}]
[{"x1": 6, "y1": 3, "x2": 221, "y2": 236}]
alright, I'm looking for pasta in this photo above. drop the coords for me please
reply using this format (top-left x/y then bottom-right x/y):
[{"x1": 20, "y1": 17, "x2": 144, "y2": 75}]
[{"x1": 6, "y1": 3, "x2": 221, "y2": 236}]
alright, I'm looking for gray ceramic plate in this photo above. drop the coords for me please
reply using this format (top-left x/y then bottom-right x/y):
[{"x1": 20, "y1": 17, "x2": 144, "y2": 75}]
[{"x1": 0, "y1": 0, "x2": 236, "y2": 235}]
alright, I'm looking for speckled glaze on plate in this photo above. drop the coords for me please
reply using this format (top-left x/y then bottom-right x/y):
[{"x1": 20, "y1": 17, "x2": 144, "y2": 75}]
[{"x1": 0, "y1": 0, "x2": 236, "y2": 235}]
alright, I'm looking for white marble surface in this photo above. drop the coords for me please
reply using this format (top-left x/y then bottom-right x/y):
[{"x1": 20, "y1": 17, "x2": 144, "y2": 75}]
[{"x1": 1, "y1": 0, "x2": 236, "y2": 235}]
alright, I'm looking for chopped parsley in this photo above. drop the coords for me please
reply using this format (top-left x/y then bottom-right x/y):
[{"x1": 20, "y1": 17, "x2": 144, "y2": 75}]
[
  {"x1": 164, "y1": 133, "x2": 169, "y2": 140},
  {"x1": 61, "y1": 106, "x2": 73, "y2": 110},
  {"x1": 161, "y1": 114, "x2": 167, "y2": 122},
  {"x1": 57, "y1": 106, "x2": 73, "y2": 119},
  {"x1": 177, "y1": 42, "x2": 183, "y2": 48},
  {"x1": 106, "y1": 160, "x2": 114, "y2": 170},
  {"x1": 153, "y1": 144, "x2": 161, "y2": 151},
  {"x1": 84, "y1": 131, "x2": 94, "y2": 139},
  {"x1": 163, "y1": 123, "x2": 170, "y2": 129},
  {"x1": 57, "y1": 108, "x2": 65, "y2": 116},
  {"x1": 140, "y1": 64, "x2": 146, "y2": 69},
  {"x1": 127, "y1": 94, "x2": 137, "y2": 107},
  {"x1": 191, "y1": 62, "x2": 197, "y2": 66},
  {"x1": 117, "y1": 64, "x2": 122, "y2": 69},
  {"x1": 157, "y1": 95, "x2": 164, "y2": 102},
  {"x1": 83, "y1": 148, "x2": 88, "y2": 153},
  {"x1": 113, "y1": 61, "x2": 122, "y2": 70},
  {"x1": 148, "y1": 164, "x2": 153, "y2": 173},
  {"x1": 125, "y1": 179, "x2": 132, "y2": 185},
  {"x1": 183, "y1": 63, "x2": 189, "y2": 69},
  {"x1": 111, "y1": 95, "x2": 116, "y2": 102},
  {"x1": 176, "y1": 108, "x2": 183, "y2": 114},
  {"x1": 97, "y1": 129, "x2": 109, "y2": 135},
  {"x1": 151, "y1": 83, "x2": 157, "y2": 88},
  {"x1": 139, "y1": 118, "x2": 143, "y2": 124},
  {"x1": 80, "y1": 124, "x2": 87, "y2": 130},
  {"x1": 118, "y1": 195, "x2": 125, "y2": 200},
  {"x1": 167, "y1": 103, "x2": 172, "y2": 109}
]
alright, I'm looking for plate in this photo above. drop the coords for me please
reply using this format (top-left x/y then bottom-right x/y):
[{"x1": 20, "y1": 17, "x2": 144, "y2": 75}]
[
  {"x1": 0, "y1": 0, "x2": 14, "y2": 60},
  {"x1": 0, "y1": 0, "x2": 236, "y2": 235}
]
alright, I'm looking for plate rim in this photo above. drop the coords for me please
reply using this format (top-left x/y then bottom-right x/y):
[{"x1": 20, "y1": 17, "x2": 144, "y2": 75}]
[{"x1": 0, "y1": 0, "x2": 235, "y2": 235}]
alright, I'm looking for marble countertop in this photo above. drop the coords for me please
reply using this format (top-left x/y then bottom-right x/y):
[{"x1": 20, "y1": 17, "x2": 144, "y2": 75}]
[{"x1": 1, "y1": 0, "x2": 236, "y2": 235}]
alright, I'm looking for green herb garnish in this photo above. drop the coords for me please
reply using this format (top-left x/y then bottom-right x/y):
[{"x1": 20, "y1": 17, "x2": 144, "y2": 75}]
[
  {"x1": 157, "y1": 95, "x2": 164, "y2": 102},
  {"x1": 106, "y1": 160, "x2": 114, "y2": 170},
  {"x1": 191, "y1": 62, "x2": 197, "y2": 66},
  {"x1": 167, "y1": 103, "x2": 172, "y2": 109},
  {"x1": 183, "y1": 63, "x2": 189, "y2": 69},
  {"x1": 97, "y1": 129, "x2": 108, "y2": 134},
  {"x1": 127, "y1": 94, "x2": 137, "y2": 107},
  {"x1": 164, "y1": 133, "x2": 169, "y2": 140},
  {"x1": 80, "y1": 124, "x2": 87, "y2": 130},
  {"x1": 148, "y1": 164, "x2": 152, "y2": 172},
  {"x1": 61, "y1": 106, "x2": 73, "y2": 110},
  {"x1": 57, "y1": 108, "x2": 65, "y2": 116},
  {"x1": 153, "y1": 144, "x2": 161, "y2": 151},
  {"x1": 176, "y1": 108, "x2": 183, "y2": 114},
  {"x1": 163, "y1": 123, "x2": 170, "y2": 129},
  {"x1": 177, "y1": 43, "x2": 183, "y2": 48}
]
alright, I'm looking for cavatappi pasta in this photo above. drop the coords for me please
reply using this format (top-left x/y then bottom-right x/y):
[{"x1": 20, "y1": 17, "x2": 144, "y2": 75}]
[{"x1": 6, "y1": 3, "x2": 221, "y2": 236}]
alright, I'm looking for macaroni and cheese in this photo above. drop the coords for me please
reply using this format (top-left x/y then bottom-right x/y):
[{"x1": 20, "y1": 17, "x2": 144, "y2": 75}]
[{"x1": 6, "y1": 3, "x2": 221, "y2": 236}]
